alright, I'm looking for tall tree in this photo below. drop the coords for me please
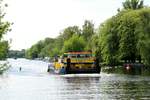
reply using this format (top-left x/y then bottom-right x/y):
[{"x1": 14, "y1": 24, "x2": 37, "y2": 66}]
[
  {"x1": 136, "y1": 8, "x2": 150, "y2": 66},
  {"x1": 0, "y1": 41, "x2": 9, "y2": 59},
  {"x1": 118, "y1": 11, "x2": 140, "y2": 63},
  {"x1": 0, "y1": 0, "x2": 10, "y2": 59},
  {"x1": 82, "y1": 20, "x2": 95, "y2": 51},
  {"x1": 98, "y1": 17, "x2": 120, "y2": 66},
  {"x1": 60, "y1": 26, "x2": 81, "y2": 41},
  {"x1": 62, "y1": 34, "x2": 85, "y2": 52},
  {"x1": 98, "y1": 7, "x2": 150, "y2": 66},
  {"x1": 123, "y1": 0, "x2": 144, "y2": 10},
  {"x1": 82, "y1": 20, "x2": 95, "y2": 40},
  {"x1": 0, "y1": 0, "x2": 9, "y2": 40}
]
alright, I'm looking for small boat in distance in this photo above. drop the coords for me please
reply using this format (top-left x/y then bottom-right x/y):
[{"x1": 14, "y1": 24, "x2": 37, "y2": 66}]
[{"x1": 47, "y1": 51, "x2": 101, "y2": 74}]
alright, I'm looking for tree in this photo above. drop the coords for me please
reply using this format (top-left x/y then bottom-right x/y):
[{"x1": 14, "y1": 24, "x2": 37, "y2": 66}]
[
  {"x1": 118, "y1": 11, "x2": 140, "y2": 63},
  {"x1": 82, "y1": 20, "x2": 95, "y2": 51},
  {"x1": 98, "y1": 17, "x2": 120, "y2": 66},
  {"x1": 0, "y1": 41, "x2": 9, "y2": 59},
  {"x1": 62, "y1": 34, "x2": 85, "y2": 52},
  {"x1": 8, "y1": 49, "x2": 25, "y2": 58},
  {"x1": 26, "y1": 21, "x2": 96, "y2": 59},
  {"x1": 136, "y1": 8, "x2": 150, "y2": 66},
  {"x1": 0, "y1": 0, "x2": 10, "y2": 60},
  {"x1": 82, "y1": 20, "x2": 95, "y2": 40},
  {"x1": 98, "y1": 7, "x2": 150, "y2": 66},
  {"x1": 123, "y1": 0, "x2": 144, "y2": 10},
  {"x1": 0, "y1": 0, "x2": 10, "y2": 39},
  {"x1": 60, "y1": 26, "x2": 81, "y2": 41}
]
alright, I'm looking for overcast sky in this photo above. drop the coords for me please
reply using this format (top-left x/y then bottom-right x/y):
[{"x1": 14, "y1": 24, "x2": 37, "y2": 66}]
[{"x1": 3, "y1": 0, "x2": 150, "y2": 50}]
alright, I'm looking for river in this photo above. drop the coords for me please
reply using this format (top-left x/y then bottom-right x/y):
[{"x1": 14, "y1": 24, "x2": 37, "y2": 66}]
[{"x1": 0, "y1": 58, "x2": 150, "y2": 100}]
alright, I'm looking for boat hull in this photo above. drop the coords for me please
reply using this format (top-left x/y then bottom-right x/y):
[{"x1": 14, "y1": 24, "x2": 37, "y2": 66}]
[
  {"x1": 65, "y1": 64, "x2": 100, "y2": 74},
  {"x1": 47, "y1": 63, "x2": 101, "y2": 74}
]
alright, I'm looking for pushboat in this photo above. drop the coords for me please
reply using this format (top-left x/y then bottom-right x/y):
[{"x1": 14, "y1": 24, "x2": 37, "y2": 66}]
[{"x1": 47, "y1": 51, "x2": 101, "y2": 74}]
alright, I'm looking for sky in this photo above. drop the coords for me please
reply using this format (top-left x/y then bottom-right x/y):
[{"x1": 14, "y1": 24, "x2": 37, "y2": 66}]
[{"x1": 3, "y1": 0, "x2": 150, "y2": 50}]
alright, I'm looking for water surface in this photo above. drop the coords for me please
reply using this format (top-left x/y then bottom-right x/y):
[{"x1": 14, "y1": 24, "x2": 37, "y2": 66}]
[{"x1": 0, "y1": 58, "x2": 149, "y2": 100}]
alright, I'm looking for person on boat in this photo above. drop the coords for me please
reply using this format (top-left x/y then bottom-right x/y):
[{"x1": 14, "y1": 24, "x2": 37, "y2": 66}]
[{"x1": 60, "y1": 66, "x2": 66, "y2": 74}]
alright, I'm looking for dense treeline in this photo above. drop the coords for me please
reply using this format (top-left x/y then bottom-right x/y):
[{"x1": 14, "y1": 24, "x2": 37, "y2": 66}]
[
  {"x1": 98, "y1": 0, "x2": 150, "y2": 66},
  {"x1": 98, "y1": 8, "x2": 150, "y2": 66},
  {"x1": 0, "y1": 0, "x2": 11, "y2": 60},
  {"x1": 26, "y1": 0, "x2": 150, "y2": 66},
  {"x1": 8, "y1": 50, "x2": 25, "y2": 58},
  {"x1": 25, "y1": 20, "x2": 96, "y2": 59}
]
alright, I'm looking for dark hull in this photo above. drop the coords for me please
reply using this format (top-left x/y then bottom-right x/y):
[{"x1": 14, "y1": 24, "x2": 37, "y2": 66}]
[
  {"x1": 66, "y1": 66, "x2": 101, "y2": 74},
  {"x1": 47, "y1": 66, "x2": 101, "y2": 74},
  {"x1": 66, "y1": 69, "x2": 100, "y2": 74}
]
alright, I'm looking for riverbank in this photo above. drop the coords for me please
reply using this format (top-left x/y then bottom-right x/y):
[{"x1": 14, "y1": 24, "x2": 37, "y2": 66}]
[{"x1": 102, "y1": 66, "x2": 150, "y2": 76}]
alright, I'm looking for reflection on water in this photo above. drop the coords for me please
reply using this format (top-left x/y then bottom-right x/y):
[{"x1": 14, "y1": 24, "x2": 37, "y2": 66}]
[{"x1": 0, "y1": 59, "x2": 149, "y2": 100}]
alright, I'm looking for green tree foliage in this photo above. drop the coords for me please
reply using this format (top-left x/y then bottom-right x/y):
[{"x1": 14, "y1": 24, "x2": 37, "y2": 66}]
[
  {"x1": 62, "y1": 34, "x2": 85, "y2": 52},
  {"x1": 0, "y1": 41, "x2": 9, "y2": 60},
  {"x1": 0, "y1": 21, "x2": 10, "y2": 60},
  {"x1": 90, "y1": 33, "x2": 99, "y2": 52},
  {"x1": 118, "y1": 11, "x2": 140, "y2": 63},
  {"x1": 0, "y1": 22, "x2": 10, "y2": 39},
  {"x1": 82, "y1": 20, "x2": 95, "y2": 40},
  {"x1": 25, "y1": 20, "x2": 96, "y2": 59},
  {"x1": 0, "y1": 0, "x2": 10, "y2": 60},
  {"x1": 82, "y1": 20, "x2": 95, "y2": 50},
  {"x1": 98, "y1": 17, "x2": 120, "y2": 66},
  {"x1": 0, "y1": 0, "x2": 10, "y2": 39},
  {"x1": 60, "y1": 26, "x2": 81, "y2": 41},
  {"x1": 98, "y1": 7, "x2": 150, "y2": 66},
  {"x1": 25, "y1": 38, "x2": 55, "y2": 59},
  {"x1": 136, "y1": 8, "x2": 150, "y2": 66},
  {"x1": 123, "y1": 0, "x2": 144, "y2": 10}
]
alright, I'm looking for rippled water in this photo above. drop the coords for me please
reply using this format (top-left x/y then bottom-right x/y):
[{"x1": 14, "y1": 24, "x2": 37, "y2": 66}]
[{"x1": 0, "y1": 58, "x2": 150, "y2": 100}]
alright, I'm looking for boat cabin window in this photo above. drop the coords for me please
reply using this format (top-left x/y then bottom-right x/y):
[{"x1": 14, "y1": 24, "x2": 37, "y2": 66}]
[
  {"x1": 79, "y1": 54, "x2": 92, "y2": 58},
  {"x1": 63, "y1": 53, "x2": 93, "y2": 58},
  {"x1": 63, "y1": 54, "x2": 68, "y2": 58},
  {"x1": 85, "y1": 54, "x2": 92, "y2": 57},
  {"x1": 71, "y1": 54, "x2": 77, "y2": 58}
]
